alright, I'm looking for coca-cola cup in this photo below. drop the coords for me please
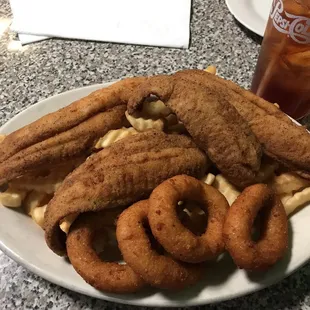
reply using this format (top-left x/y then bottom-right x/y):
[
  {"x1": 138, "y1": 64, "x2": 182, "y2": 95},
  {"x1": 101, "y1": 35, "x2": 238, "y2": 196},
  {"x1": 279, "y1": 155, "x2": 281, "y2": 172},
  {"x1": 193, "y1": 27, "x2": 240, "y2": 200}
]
[{"x1": 251, "y1": 0, "x2": 310, "y2": 120}]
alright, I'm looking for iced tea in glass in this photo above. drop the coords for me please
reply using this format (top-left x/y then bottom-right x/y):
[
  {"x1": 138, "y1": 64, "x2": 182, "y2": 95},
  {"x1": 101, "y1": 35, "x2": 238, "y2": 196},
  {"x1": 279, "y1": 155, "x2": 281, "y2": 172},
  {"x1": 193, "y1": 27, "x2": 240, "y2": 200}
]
[{"x1": 251, "y1": 0, "x2": 310, "y2": 119}]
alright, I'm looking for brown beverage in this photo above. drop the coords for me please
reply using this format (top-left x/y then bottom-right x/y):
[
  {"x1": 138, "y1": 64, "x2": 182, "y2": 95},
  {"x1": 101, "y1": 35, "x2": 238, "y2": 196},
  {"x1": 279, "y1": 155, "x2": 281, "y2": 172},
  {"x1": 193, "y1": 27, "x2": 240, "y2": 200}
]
[{"x1": 251, "y1": 0, "x2": 310, "y2": 119}]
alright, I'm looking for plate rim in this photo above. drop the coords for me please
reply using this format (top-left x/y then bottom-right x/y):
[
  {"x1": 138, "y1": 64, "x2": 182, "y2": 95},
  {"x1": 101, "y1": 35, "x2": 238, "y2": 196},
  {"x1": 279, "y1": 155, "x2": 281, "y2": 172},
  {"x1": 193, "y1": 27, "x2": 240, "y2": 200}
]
[
  {"x1": 0, "y1": 81, "x2": 309, "y2": 307},
  {"x1": 225, "y1": 0, "x2": 270, "y2": 36}
]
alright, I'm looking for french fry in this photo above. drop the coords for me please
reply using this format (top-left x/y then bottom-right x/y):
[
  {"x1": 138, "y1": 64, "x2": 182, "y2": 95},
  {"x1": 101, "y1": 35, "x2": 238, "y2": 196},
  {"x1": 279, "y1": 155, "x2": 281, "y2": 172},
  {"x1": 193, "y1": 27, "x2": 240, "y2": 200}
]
[
  {"x1": 283, "y1": 187, "x2": 310, "y2": 215},
  {"x1": 279, "y1": 193, "x2": 291, "y2": 206},
  {"x1": 24, "y1": 191, "x2": 76, "y2": 231},
  {"x1": 59, "y1": 213, "x2": 79, "y2": 234},
  {"x1": 180, "y1": 203, "x2": 207, "y2": 235},
  {"x1": 23, "y1": 191, "x2": 52, "y2": 216},
  {"x1": 270, "y1": 172, "x2": 310, "y2": 216},
  {"x1": 125, "y1": 111, "x2": 164, "y2": 132},
  {"x1": 95, "y1": 127, "x2": 138, "y2": 149},
  {"x1": 142, "y1": 99, "x2": 171, "y2": 118},
  {"x1": 23, "y1": 190, "x2": 52, "y2": 228},
  {"x1": 32, "y1": 205, "x2": 47, "y2": 228},
  {"x1": 201, "y1": 173, "x2": 216, "y2": 186},
  {"x1": 269, "y1": 172, "x2": 310, "y2": 195},
  {"x1": 0, "y1": 188, "x2": 27, "y2": 207},
  {"x1": 205, "y1": 65, "x2": 217, "y2": 75},
  {"x1": 213, "y1": 175, "x2": 240, "y2": 206}
]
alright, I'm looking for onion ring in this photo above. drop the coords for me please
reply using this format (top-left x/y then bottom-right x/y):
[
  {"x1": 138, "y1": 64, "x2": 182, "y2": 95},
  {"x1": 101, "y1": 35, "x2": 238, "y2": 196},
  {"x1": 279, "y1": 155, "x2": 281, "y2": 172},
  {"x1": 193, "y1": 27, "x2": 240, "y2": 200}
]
[
  {"x1": 116, "y1": 200, "x2": 202, "y2": 290},
  {"x1": 66, "y1": 209, "x2": 145, "y2": 293},
  {"x1": 223, "y1": 184, "x2": 288, "y2": 271},
  {"x1": 148, "y1": 175, "x2": 229, "y2": 263}
]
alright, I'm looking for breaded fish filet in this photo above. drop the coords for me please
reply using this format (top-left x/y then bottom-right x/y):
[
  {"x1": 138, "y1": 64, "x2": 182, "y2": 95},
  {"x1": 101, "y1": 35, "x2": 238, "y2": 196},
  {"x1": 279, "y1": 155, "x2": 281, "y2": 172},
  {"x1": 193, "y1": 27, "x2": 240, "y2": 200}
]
[
  {"x1": 128, "y1": 75, "x2": 262, "y2": 187},
  {"x1": 176, "y1": 69, "x2": 310, "y2": 179},
  {"x1": 0, "y1": 105, "x2": 127, "y2": 184},
  {"x1": 0, "y1": 77, "x2": 146, "y2": 184},
  {"x1": 44, "y1": 131, "x2": 208, "y2": 256},
  {"x1": 0, "y1": 77, "x2": 145, "y2": 163}
]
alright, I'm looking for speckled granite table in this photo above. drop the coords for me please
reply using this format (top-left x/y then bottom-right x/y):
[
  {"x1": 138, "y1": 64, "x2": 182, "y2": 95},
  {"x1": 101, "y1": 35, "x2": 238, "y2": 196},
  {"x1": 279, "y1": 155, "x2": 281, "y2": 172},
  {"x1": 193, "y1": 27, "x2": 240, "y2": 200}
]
[{"x1": 0, "y1": 0, "x2": 310, "y2": 309}]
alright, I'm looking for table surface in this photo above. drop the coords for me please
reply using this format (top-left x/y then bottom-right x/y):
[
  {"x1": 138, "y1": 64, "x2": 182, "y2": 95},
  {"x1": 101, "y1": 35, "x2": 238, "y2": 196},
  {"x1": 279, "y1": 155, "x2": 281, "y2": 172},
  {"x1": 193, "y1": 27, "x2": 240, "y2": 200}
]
[{"x1": 1, "y1": 0, "x2": 310, "y2": 309}]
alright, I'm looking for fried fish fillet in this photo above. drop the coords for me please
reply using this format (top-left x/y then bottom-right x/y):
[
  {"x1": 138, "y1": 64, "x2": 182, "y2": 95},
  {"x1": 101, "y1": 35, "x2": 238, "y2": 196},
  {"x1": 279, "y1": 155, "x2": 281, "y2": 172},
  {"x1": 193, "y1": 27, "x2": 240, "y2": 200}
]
[
  {"x1": 0, "y1": 77, "x2": 145, "y2": 163},
  {"x1": 0, "y1": 105, "x2": 127, "y2": 184},
  {"x1": 127, "y1": 75, "x2": 262, "y2": 187},
  {"x1": 0, "y1": 77, "x2": 146, "y2": 185},
  {"x1": 175, "y1": 69, "x2": 310, "y2": 179},
  {"x1": 44, "y1": 130, "x2": 208, "y2": 256}
]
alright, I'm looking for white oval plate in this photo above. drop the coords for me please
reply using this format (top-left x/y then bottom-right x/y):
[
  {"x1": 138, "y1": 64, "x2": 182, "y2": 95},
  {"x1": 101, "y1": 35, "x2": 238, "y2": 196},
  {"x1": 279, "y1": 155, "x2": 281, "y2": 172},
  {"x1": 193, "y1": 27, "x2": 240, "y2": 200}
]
[
  {"x1": 0, "y1": 82, "x2": 310, "y2": 307},
  {"x1": 225, "y1": 0, "x2": 272, "y2": 36}
]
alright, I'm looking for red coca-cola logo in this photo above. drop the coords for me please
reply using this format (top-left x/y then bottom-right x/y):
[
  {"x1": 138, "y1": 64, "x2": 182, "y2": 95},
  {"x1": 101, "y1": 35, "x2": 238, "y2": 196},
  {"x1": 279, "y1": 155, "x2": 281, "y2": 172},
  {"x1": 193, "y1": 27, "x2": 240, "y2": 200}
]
[{"x1": 270, "y1": 0, "x2": 310, "y2": 44}]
